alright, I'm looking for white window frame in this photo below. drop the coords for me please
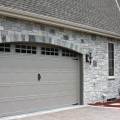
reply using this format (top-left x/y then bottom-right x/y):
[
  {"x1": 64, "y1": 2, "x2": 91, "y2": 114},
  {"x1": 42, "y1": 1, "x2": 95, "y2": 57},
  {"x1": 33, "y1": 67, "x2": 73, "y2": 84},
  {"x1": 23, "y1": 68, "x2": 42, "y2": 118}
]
[{"x1": 108, "y1": 42, "x2": 115, "y2": 79}]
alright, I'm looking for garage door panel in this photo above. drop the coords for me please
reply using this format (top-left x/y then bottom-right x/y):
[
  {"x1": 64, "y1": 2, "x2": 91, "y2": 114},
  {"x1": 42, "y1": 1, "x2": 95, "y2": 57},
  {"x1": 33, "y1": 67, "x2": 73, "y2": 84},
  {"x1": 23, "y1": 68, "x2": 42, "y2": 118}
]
[
  {"x1": 38, "y1": 97, "x2": 60, "y2": 109},
  {"x1": 42, "y1": 72, "x2": 61, "y2": 82},
  {"x1": 13, "y1": 58, "x2": 29, "y2": 69},
  {"x1": 53, "y1": 95, "x2": 78, "y2": 106},
  {"x1": 0, "y1": 57, "x2": 12, "y2": 69},
  {"x1": 27, "y1": 99, "x2": 41, "y2": 111},
  {"x1": 0, "y1": 101, "x2": 12, "y2": 116},
  {"x1": 26, "y1": 85, "x2": 38, "y2": 96},
  {"x1": 61, "y1": 71, "x2": 78, "y2": 80},
  {"x1": 0, "y1": 86, "x2": 12, "y2": 99},
  {"x1": 13, "y1": 85, "x2": 27, "y2": 98},
  {"x1": 13, "y1": 72, "x2": 26, "y2": 83},
  {"x1": 26, "y1": 58, "x2": 78, "y2": 70},
  {"x1": 60, "y1": 83, "x2": 78, "y2": 93},
  {"x1": 36, "y1": 95, "x2": 78, "y2": 109},
  {"x1": 12, "y1": 100, "x2": 28, "y2": 113},
  {"x1": 26, "y1": 72, "x2": 38, "y2": 83},
  {"x1": 0, "y1": 72, "x2": 12, "y2": 84},
  {"x1": 38, "y1": 84, "x2": 63, "y2": 95}
]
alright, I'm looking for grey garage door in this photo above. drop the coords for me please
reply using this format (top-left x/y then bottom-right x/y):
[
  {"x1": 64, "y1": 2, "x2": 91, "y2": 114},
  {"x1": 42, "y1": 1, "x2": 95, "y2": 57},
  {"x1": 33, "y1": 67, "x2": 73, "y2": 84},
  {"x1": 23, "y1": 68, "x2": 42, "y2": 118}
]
[{"x1": 0, "y1": 43, "x2": 80, "y2": 117}]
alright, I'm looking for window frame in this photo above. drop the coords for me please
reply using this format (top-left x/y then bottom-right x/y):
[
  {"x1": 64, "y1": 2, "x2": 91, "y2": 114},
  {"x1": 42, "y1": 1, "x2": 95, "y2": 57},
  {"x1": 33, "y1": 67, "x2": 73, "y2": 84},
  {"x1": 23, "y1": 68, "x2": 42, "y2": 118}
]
[
  {"x1": 15, "y1": 45, "x2": 37, "y2": 54},
  {"x1": 62, "y1": 49, "x2": 77, "y2": 58},
  {"x1": 108, "y1": 42, "x2": 114, "y2": 77},
  {"x1": 0, "y1": 44, "x2": 11, "y2": 53},
  {"x1": 41, "y1": 47, "x2": 59, "y2": 56}
]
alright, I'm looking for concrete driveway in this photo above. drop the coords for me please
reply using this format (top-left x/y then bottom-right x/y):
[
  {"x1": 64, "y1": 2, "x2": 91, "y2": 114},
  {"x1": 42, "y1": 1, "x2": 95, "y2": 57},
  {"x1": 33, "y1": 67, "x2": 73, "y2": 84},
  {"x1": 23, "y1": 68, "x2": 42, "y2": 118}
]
[{"x1": 3, "y1": 106, "x2": 120, "y2": 120}]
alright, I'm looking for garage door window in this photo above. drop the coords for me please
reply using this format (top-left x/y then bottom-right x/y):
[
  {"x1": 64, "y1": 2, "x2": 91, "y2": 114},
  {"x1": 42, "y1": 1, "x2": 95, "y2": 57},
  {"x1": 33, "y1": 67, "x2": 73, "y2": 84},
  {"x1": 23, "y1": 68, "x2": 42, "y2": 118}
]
[
  {"x1": 41, "y1": 47, "x2": 59, "y2": 56},
  {"x1": 0, "y1": 44, "x2": 10, "y2": 52},
  {"x1": 15, "y1": 45, "x2": 36, "y2": 54},
  {"x1": 62, "y1": 50, "x2": 77, "y2": 57}
]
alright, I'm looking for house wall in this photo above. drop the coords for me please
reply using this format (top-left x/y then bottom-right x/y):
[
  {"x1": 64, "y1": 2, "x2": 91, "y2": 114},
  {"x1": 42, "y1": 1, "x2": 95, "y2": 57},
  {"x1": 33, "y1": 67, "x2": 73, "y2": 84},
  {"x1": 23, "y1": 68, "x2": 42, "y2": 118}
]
[{"x1": 0, "y1": 15, "x2": 120, "y2": 104}]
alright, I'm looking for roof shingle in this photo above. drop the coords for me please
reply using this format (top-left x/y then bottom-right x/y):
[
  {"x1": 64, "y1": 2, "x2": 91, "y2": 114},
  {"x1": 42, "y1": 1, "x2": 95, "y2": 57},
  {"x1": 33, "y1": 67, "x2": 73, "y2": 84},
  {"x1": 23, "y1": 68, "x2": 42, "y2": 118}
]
[{"x1": 0, "y1": 0, "x2": 120, "y2": 34}]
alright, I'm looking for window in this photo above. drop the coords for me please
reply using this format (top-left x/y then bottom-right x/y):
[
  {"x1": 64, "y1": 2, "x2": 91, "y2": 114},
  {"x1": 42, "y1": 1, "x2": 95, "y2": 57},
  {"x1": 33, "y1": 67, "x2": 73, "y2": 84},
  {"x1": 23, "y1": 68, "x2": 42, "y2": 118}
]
[
  {"x1": 15, "y1": 45, "x2": 36, "y2": 54},
  {"x1": 62, "y1": 49, "x2": 77, "y2": 57},
  {"x1": 41, "y1": 47, "x2": 59, "y2": 56},
  {"x1": 0, "y1": 44, "x2": 10, "y2": 52},
  {"x1": 108, "y1": 43, "x2": 114, "y2": 76}
]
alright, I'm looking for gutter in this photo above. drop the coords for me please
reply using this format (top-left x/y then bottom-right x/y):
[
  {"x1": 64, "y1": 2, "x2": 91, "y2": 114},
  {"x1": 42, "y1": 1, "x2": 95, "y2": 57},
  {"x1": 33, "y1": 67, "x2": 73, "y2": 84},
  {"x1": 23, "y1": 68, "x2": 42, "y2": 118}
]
[{"x1": 0, "y1": 6, "x2": 120, "y2": 39}]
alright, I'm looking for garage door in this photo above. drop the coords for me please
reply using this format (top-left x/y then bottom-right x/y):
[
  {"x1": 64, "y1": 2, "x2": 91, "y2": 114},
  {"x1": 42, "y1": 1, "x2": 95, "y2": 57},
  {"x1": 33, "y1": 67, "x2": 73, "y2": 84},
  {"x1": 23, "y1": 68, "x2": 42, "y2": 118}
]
[{"x1": 0, "y1": 43, "x2": 80, "y2": 117}]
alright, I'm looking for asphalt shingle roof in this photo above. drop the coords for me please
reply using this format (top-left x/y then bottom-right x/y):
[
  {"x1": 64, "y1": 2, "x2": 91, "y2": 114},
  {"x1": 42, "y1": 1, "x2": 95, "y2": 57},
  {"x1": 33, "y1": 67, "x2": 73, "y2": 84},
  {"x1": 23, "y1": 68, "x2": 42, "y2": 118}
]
[
  {"x1": 0, "y1": 0, "x2": 120, "y2": 34},
  {"x1": 116, "y1": 0, "x2": 120, "y2": 9}
]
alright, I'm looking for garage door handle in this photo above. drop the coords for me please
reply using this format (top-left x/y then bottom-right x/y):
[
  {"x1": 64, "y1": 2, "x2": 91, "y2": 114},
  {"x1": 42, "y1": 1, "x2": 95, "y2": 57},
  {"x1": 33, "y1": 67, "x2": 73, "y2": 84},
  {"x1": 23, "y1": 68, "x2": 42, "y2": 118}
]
[{"x1": 38, "y1": 74, "x2": 41, "y2": 81}]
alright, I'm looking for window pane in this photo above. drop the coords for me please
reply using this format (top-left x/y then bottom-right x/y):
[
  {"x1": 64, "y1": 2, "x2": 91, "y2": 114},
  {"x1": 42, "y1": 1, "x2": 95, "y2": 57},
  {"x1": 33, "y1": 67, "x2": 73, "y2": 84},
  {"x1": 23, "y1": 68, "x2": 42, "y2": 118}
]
[
  {"x1": 51, "y1": 52, "x2": 54, "y2": 55},
  {"x1": 16, "y1": 49, "x2": 20, "y2": 53},
  {"x1": 32, "y1": 51, "x2": 36, "y2": 54},
  {"x1": 5, "y1": 44, "x2": 10, "y2": 47},
  {"x1": 21, "y1": 49, "x2": 26, "y2": 53},
  {"x1": 109, "y1": 52, "x2": 114, "y2": 59},
  {"x1": 46, "y1": 48, "x2": 50, "y2": 51},
  {"x1": 55, "y1": 53, "x2": 58, "y2": 56},
  {"x1": 108, "y1": 43, "x2": 114, "y2": 76},
  {"x1": 16, "y1": 45, "x2": 20, "y2": 48},
  {"x1": 21, "y1": 45, "x2": 26, "y2": 49},
  {"x1": 32, "y1": 46, "x2": 36, "y2": 50},
  {"x1": 41, "y1": 51, "x2": 45, "y2": 54},
  {"x1": 51, "y1": 48, "x2": 54, "y2": 51},
  {"x1": 0, "y1": 44, "x2": 10, "y2": 52},
  {"x1": 27, "y1": 50, "x2": 31, "y2": 53},
  {"x1": 0, "y1": 44, "x2": 4, "y2": 47},
  {"x1": 27, "y1": 46, "x2": 31, "y2": 49},
  {"x1": 46, "y1": 52, "x2": 50, "y2": 55},
  {"x1": 0, "y1": 48, "x2": 4, "y2": 51},
  {"x1": 41, "y1": 47, "x2": 45, "y2": 51},
  {"x1": 109, "y1": 60, "x2": 114, "y2": 68},
  {"x1": 5, "y1": 48, "x2": 10, "y2": 52}
]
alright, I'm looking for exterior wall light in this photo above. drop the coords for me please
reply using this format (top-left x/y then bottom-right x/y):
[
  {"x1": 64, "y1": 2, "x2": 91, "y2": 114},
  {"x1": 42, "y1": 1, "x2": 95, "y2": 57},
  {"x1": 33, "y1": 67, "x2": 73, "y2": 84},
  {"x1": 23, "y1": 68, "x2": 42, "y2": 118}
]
[{"x1": 86, "y1": 53, "x2": 93, "y2": 65}]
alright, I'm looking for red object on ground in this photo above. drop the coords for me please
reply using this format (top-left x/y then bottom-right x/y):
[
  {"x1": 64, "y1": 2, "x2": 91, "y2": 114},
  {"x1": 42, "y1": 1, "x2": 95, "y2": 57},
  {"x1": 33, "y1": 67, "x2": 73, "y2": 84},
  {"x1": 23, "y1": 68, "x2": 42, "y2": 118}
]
[{"x1": 89, "y1": 99, "x2": 120, "y2": 108}]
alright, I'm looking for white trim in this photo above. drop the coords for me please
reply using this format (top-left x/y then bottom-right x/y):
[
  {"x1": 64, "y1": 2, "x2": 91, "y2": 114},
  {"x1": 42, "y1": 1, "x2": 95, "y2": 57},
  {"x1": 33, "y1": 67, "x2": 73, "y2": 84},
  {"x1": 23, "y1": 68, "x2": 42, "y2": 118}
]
[
  {"x1": 115, "y1": 0, "x2": 120, "y2": 12},
  {"x1": 108, "y1": 76, "x2": 116, "y2": 80},
  {"x1": 0, "y1": 6, "x2": 119, "y2": 39},
  {"x1": 0, "y1": 105, "x2": 87, "y2": 120}
]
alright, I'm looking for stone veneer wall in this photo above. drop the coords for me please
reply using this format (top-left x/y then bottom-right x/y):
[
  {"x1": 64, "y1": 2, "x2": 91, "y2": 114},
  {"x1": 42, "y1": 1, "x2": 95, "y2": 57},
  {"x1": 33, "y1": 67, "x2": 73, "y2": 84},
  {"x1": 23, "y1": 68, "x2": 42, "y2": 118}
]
[{"x1": 0, "y1": 15, "x2": 120, "y2": 104}]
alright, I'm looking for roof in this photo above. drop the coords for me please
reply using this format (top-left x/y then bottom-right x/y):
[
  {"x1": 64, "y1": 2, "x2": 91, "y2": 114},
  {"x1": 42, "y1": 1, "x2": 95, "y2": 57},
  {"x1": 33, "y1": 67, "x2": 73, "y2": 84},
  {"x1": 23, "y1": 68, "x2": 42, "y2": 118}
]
[
  {"x1": 117, "y1": 0, "x2": 120, "y2": 10},
  {"x1": 0, "y1": 0, "x2": 120, "y2": 35}
]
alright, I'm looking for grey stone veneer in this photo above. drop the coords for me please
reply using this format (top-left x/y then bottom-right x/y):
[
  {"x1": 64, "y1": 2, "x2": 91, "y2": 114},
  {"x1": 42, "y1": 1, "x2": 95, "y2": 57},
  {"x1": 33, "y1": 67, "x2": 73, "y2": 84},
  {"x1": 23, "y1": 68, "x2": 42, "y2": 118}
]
[{"x1": 0, "y1": 16, "x2": 120, "y2": 104}]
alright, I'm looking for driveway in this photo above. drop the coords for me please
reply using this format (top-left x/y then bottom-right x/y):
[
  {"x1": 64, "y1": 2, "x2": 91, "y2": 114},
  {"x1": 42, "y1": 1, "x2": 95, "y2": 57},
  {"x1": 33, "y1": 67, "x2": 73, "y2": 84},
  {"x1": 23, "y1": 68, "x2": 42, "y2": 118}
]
[{"x1": 3, "y1": 106, "x2": 120, "y2": 120}]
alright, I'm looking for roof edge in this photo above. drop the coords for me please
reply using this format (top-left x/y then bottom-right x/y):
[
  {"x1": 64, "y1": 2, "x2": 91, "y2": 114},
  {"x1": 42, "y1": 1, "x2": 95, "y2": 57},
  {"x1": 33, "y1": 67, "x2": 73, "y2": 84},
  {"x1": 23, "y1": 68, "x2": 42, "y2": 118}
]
[
  {"x1": 0, "y1": 6, "x2": 120, "y2": 39},
  {"x1": 115, "y1": 0, "x2": 120, "y2": 12}
]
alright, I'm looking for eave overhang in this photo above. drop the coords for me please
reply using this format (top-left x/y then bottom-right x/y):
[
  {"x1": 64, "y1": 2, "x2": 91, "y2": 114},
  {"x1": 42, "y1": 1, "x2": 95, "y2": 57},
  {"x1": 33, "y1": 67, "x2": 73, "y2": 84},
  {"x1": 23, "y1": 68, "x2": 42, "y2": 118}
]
[{"x1": 0, "y1": 6, "x2": 120, "y2": 39}]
